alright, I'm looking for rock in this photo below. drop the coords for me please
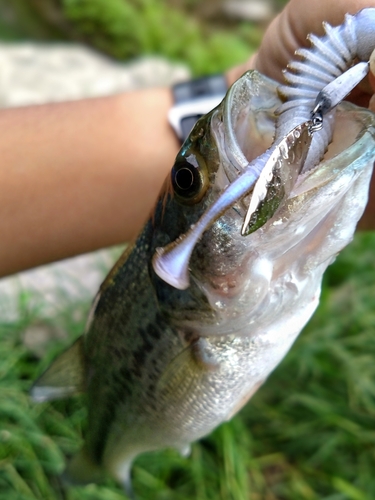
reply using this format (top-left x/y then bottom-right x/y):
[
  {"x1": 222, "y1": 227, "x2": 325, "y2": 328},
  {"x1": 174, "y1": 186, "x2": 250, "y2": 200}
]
[
  {"x1": 22, "y1": 322, "x2": 67, "y2": 358},
  {"x1": 222, "y1": 0, "x2": 274, "y2": 22},
  {"x1": 0, "y1": 43, "x2": 190, "y2": 107}
]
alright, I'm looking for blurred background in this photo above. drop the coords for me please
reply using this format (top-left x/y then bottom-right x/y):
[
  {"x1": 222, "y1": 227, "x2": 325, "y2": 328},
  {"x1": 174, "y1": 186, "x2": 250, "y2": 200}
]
[
  {"x1": 0, "y1": 1, "x2": 375, "y2": 500},
  {"x1": 0, "y1": 0, "x2": 281, "y2": 75}
]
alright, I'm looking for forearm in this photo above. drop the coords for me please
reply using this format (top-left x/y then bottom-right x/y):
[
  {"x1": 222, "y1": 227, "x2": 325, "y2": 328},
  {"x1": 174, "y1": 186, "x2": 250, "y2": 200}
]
[{"x1": 0, "y1": 88, "x2": 179, "y2": 276}]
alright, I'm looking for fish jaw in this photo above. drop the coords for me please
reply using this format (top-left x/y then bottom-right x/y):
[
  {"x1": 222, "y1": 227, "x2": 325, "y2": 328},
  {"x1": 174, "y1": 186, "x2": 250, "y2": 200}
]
[{"x1": 170, "y1": 101, "x2": 375, "y2": 337}]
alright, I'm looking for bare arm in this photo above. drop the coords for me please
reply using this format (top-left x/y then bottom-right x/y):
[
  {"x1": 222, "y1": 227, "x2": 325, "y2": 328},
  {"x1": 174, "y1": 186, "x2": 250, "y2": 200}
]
[{"x1": 0, "y1": 88, "x2": 179, "y2": 276}]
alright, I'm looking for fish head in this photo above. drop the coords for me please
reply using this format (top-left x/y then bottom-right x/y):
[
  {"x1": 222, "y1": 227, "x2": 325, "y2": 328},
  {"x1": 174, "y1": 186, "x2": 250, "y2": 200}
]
[
  {"x1": 152, "y1": 71, "x2": 279, "y2": 285},
  {"x1": 152, "y1": 71, "x2": 375, "y2": 331}
]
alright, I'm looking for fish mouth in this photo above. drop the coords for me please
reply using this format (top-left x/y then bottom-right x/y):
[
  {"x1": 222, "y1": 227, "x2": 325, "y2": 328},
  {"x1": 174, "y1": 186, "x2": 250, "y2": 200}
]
[
  {"x1": 219, "y1": 71, "x2": 374, "y2": 203},
  {"x1": 153, "y1": 71, "x2": 375, "y2": 290}
]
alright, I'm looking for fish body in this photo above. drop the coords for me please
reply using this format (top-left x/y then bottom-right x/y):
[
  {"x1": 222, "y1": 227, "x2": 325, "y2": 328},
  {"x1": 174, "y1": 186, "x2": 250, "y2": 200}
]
[{"x1": 31, "y1": 9, "x2": 375, "y2": 493}]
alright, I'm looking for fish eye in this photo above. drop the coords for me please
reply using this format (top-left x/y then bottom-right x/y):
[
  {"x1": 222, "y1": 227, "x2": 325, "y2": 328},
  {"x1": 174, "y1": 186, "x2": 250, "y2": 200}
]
[
  {"x1": 171, "y1": 151, "x2": 208, "y2": 204},
  {"x1": 174, "y1": 167, "x2": 194, "y2": 191}
]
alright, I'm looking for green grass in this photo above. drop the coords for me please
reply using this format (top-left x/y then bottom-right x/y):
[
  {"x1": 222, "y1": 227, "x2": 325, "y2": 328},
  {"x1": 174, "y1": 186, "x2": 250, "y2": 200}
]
[
  {"x1": 1, "y1": 231, "x2": 375, "y2": 499},
  {"x1": 60, "y1": 0, "x2": 262, "y2": 75}
]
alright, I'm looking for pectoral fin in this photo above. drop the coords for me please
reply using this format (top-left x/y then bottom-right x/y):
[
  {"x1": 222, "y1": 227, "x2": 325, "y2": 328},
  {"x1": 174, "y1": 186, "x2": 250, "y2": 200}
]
[
  {"x1": 157, "y1": 337, "x2": 220, "y2": 394},
  {"x1": 30, "y1": 337, "x2": 86, "y2": 402}
]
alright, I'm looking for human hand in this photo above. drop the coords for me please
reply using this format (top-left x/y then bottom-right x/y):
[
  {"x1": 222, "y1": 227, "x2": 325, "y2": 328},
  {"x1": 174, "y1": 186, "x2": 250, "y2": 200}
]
[{"x1": 226, "y1": 0, "x2": 375, "y2": 111}]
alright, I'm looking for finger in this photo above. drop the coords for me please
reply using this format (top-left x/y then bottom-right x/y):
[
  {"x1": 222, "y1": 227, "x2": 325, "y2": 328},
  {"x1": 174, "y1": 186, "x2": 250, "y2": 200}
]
[
  {"x1": 369, "y1": 49, "x2": 375, "y2": 111},
  {"x1": 255, "y1": 0, "x2": 375, "y2": 82},
  {"x1": 370, "y1": 48, "x2": 375, "y2": 89}
]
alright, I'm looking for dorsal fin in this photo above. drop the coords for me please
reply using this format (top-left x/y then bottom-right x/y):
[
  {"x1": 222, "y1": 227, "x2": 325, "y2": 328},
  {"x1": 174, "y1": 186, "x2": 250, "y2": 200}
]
[{"x1": 30, "y1": 337, "x2": 86, "y2": 402}]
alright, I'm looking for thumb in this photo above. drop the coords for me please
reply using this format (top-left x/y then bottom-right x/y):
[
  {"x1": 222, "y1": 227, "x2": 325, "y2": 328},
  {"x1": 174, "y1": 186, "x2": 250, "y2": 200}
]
[
  {"x1": 369, "y1": 50, "x2": 375, "y2": 111},
  {"x1": 255, "y1": 0, "x2": 375, "y2": 83}
]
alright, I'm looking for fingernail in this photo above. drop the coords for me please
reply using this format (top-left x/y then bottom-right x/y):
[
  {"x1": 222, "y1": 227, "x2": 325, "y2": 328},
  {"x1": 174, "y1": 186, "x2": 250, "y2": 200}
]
[{"x1": 370, "y1": 48, "x2": 375, "y2": 77}]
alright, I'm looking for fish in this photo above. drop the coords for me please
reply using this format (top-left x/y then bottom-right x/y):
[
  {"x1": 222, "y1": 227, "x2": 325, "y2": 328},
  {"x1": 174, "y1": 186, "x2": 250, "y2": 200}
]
[{"x1": 31, "y1": 8, "x2": 375, "y2": 496}]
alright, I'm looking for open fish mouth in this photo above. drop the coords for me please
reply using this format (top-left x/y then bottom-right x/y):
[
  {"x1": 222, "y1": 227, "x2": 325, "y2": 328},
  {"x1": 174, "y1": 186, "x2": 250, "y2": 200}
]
[
  {"x1": 153, "y1": 69, "x2": 375, "y2": 290},
  {"x1": 223, "y1": 70, "x2": 374, "y2": 199}
]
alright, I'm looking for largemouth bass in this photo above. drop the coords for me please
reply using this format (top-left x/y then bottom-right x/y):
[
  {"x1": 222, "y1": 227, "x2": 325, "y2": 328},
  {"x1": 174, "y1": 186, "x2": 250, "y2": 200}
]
[{"x1": 31, "y1": 8, "x2": 375, "y2": 495}]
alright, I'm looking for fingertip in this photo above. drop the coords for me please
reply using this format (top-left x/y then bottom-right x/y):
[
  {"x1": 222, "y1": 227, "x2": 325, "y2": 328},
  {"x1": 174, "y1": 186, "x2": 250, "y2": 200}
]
[
  {"x1": 368, "y1": 49, "x2": 375, "y2": 111},
  {"x1": 370, "y1": 49, "x2": 375, "y2": 87}
]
